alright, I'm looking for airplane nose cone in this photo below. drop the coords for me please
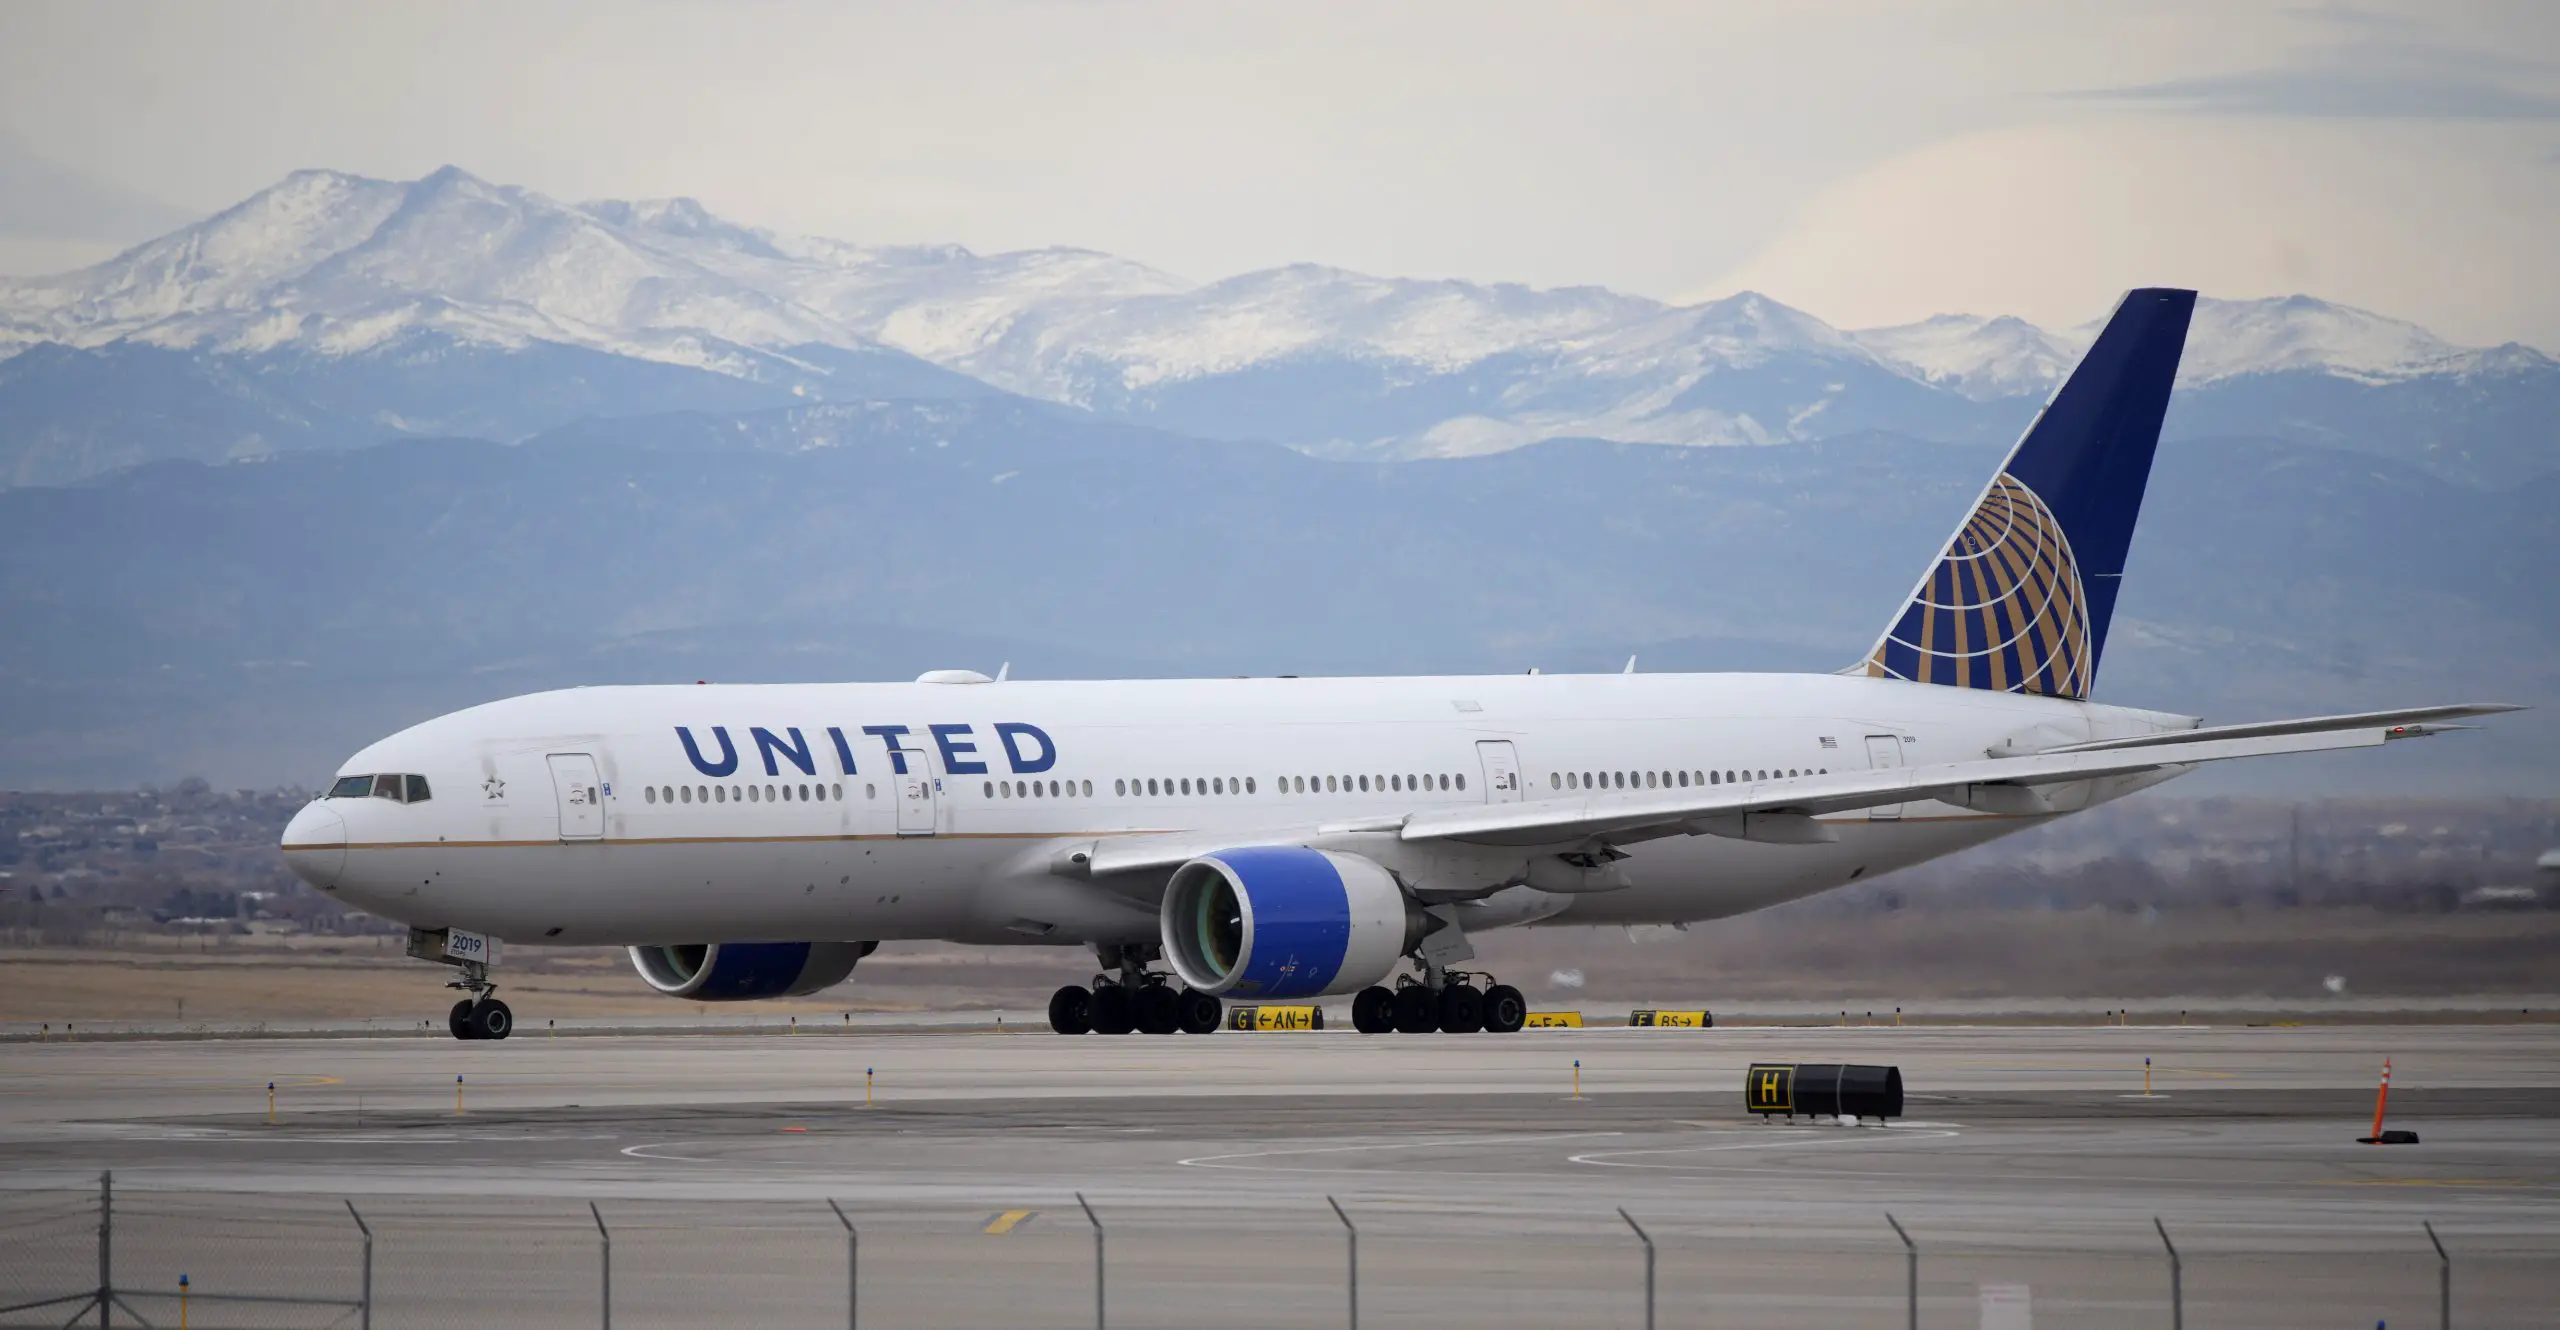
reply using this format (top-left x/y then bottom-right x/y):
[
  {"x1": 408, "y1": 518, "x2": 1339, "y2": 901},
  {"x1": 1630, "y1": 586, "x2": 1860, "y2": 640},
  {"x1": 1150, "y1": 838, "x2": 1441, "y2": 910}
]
[{"x1": 281, "y1": 803, "x2": 347, "y2": 889}]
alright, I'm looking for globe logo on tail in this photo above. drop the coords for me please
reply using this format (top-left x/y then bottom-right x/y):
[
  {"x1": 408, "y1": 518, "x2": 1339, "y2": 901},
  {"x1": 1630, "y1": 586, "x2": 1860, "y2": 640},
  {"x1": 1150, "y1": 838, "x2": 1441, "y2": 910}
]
[{"x1": 1865, "y1": 473, "x2": 2093, "y2": 699}]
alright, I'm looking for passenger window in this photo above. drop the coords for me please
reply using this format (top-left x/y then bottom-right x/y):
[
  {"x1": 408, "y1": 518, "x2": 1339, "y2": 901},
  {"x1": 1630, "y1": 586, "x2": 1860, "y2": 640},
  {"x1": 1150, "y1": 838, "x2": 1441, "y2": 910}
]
[
  {"x1": 1147, "y1": 779, "x2": 1160, "y2": 796},
  {"x1": 1115, "y1": 779, "x2": 1127, "y2": 796},
  {"x1": 864, "y1": 784, "x2": 876, "y2": 800},
  {"x1": 1243, "y1": 778, "x2": 1254, "y2": 794},
  {"x1": 645, "y1": 786, "x2": 657, "y2": 804},
  {"x1": 715, "y1": 786, "x2": 727, "y2": 803},
  {"x1": 801, "y1": 784, "x2": 811, "y2": 800},
  {"x1": 1455, "y1": 774, "x2": 1465, "y2": 791},
  {"x1": 1710, "y1": 772, "x2": 1719, "y2": 785},
  {"x1": 1082, "y1": 780, "x2": 1094, "y2": 797}
]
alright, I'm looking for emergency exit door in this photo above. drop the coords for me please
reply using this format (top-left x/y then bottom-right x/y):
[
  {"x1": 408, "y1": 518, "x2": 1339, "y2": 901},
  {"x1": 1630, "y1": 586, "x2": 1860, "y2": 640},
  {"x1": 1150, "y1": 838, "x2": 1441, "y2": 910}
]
[
  {"x1": 891, "y1": 740, "x2": 938, "y2": 836},
  {"x1": 547, "y1": 753, "x2": 605, "y2": 840},
  {"x1": 1863, "y1": 734, "x2": 1905, "y2": 821},
  {"x1": 1475, "y1": 740, "x2": 1525, "y2": 803}
]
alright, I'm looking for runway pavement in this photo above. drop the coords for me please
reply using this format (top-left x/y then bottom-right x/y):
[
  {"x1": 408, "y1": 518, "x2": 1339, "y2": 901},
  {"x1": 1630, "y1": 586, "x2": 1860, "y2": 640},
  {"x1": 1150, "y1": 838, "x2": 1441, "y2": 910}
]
[{"x1": 2, "y1": 1024, "x2": 2554, "y2": 1328}]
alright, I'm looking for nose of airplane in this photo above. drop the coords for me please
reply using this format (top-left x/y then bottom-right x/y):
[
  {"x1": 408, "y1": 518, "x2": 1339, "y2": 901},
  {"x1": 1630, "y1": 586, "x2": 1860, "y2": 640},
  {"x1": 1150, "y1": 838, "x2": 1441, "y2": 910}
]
[{"x1": 280, "y1": 802, "x2": 347, "y2": 890}]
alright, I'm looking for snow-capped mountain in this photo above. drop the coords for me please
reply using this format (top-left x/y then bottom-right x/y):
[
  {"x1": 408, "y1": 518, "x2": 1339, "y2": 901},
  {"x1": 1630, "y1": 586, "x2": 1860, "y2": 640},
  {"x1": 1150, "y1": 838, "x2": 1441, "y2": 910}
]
[{"x1": 1, "y1": 165, "x2": 2552, "y2": 487}]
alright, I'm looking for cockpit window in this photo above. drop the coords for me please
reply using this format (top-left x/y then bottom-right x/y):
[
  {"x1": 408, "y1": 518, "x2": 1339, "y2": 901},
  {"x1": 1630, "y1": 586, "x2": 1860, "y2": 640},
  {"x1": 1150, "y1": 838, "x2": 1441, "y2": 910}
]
[{"x1": 328, "y1": 773, "x2": 431, "y2": 802}]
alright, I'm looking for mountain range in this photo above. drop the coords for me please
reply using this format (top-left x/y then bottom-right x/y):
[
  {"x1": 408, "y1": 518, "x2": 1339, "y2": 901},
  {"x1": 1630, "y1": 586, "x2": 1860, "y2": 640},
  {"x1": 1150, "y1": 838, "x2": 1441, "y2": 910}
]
[
  {"x1": 3, "y1": 165, "x2": 2554, "y2": 487},
  {"x1": 0, "y1": 166, "x2": 2550, "y2": 793}
]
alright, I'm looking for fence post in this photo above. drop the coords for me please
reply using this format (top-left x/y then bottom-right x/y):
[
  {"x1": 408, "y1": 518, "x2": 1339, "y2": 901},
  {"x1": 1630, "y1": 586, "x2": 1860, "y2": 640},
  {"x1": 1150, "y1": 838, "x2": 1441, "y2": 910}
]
[
  {"x1": 2154, "y1": 1217, "x2": 2181, "y2": 1330},
  {"x1": 2424, "y1": 1220, "x2": 2449, "y2": 1330},
  {"x1": 347, "y1": 1201, "x2": 374, "y2": 1330},
  {"x1": 1619, "y1": 1209, "x2": 1655, "y2": 1330},
  {"x1": 590, "y1": 1202, "x2": 611, "y2": 1330},
  {"x1": 1885, "y1": 1213, "x2": 1916, "y2": 1330},
  {"x1": 1076, "y1": 1192, "x2": 1104, "y2": 1330},
  {"x1": 98, "y1": 1171, "x2": 111, "y2": 1330},
  {"x1": 828, "y1": 1199, "x2": 857, "y2": 1330},
  {"x1": 1327, "y1": 1196, "x2": 1357, "y2": 1330}
]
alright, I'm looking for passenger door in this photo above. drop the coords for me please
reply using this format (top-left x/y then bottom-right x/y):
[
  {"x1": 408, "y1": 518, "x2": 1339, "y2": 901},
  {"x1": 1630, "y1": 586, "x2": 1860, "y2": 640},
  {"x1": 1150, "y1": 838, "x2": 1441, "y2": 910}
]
[
  {"x1": 1862, "y1": 734, "x2": 1905, "y2": 821},
  {"x1": 1475, "y1": 740, "x2": 1524, "y2": 804},
  {"x1": 546, "y1": 753, "x2": 605, "y2": 840},
  {"x1": 891, "y1": 737, "x2": 938, "y2": 836}
]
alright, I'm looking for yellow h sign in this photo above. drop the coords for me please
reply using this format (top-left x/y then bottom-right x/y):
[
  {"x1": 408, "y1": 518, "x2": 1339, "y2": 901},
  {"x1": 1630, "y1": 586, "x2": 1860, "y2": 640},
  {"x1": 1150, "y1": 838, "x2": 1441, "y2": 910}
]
[{"x1": 1746, "y1": 1063, "x2": 1796, "y2": 1115}]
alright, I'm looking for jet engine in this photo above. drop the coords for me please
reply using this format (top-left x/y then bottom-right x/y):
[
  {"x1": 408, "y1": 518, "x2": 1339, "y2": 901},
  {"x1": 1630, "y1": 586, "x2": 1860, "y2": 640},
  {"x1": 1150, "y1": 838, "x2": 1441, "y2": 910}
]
[
  {"x1": 627, "y1": 941, "x2": 874, "y2": 1001},
  {"x1": 1161, "y1": 847, "x2": 1427, "y2": 999}
]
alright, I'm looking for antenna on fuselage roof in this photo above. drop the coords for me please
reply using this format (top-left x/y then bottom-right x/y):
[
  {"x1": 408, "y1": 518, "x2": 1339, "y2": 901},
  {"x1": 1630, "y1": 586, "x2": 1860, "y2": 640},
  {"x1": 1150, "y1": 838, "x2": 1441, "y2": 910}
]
[
  {"x1": 995, "y1": 662, "x2": 1010, "y2": 681},
  {"x1": 1624, "y1": 656, "x2": 1637, "y2": 674}
]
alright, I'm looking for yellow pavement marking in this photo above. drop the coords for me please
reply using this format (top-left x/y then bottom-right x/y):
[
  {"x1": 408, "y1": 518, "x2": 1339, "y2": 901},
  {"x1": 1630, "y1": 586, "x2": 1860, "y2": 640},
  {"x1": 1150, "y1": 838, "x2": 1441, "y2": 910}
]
[{"x1": 983, "y1": 1209, "x2": 1037, "y2": 1234}]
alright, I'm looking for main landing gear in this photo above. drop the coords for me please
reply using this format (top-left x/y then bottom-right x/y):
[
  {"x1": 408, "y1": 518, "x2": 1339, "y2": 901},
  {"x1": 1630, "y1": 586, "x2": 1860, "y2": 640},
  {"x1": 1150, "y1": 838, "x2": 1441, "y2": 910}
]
[
  {"x1": 1049, "y1": 945, "x2": 1222, "y2": 1035},
  {"x1": 1350, "y1": 971, "x2": 1527, "y2": 1035},
  {"x1": 1048, "y1": 976, "x2": 1222, "y2": 1035}
]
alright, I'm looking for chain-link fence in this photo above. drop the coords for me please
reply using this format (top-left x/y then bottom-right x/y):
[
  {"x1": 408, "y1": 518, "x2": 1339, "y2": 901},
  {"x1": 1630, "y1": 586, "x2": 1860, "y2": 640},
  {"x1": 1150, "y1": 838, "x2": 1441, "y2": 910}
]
[{"x1": 2, "y1": 1176, "x2": 2549, "y2": 1329}]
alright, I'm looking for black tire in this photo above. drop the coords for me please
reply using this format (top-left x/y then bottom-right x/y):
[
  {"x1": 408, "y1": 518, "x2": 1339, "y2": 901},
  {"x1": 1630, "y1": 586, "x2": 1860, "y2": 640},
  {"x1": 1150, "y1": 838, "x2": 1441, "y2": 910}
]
[
  {"x1": 1176, "y1": 988, "x2": 1222, "y2": 1034},
  {"x1": 1392, "y1": 984, "x2": 1439, "y2": 1034},
  {"x1": 449, "y1": 999, "x2": 479, "y2": 1041},
  {"x1": 1482, "y1": 984, "x2": 1528, "y2": 1033},
  {"x1": 1351, "y1": 986, "x2": 1396, "y2": 1034},
  {"x1": 1134, "y1": 983, "x2": 1181, "y2": 1035},
  {"x1": 1437, "y1": 983, "x2": 1484, "y2": 1034},
  {"x1": 470, "y1": 998, "x2": 513, "y2": 1041},
  {"x1": 1048, "y1": 985, "x2": 1093, "y2": 1035},
  {"x1": 1089, "y1": 983, "x2": 1136, "y2": 1035}
]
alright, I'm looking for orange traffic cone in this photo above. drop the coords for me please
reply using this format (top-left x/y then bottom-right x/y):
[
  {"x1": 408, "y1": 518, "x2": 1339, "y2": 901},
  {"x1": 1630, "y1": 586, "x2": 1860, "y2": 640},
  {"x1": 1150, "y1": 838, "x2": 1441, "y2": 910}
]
[{"x1": 2358, "y1": 1057, "x2": 2419, "y2": 1144}]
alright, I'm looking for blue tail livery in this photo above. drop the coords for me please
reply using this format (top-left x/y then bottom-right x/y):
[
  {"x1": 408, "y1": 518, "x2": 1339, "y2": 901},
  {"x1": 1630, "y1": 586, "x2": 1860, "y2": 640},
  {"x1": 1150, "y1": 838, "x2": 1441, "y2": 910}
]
[{"x1": 1863, "y1": 287, "x2": 2196, "y2": 699}]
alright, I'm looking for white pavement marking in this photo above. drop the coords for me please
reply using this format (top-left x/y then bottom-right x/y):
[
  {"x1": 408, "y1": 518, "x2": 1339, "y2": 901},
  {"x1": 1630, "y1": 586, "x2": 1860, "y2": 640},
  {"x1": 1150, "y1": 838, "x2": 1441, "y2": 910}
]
[
  {"x1": 1569, "y1": 1126, "x2": 1962, "y2": 1169},
  {"x1": 1176, "y1": 1131, "x2": 1626, "y2": 1171}
]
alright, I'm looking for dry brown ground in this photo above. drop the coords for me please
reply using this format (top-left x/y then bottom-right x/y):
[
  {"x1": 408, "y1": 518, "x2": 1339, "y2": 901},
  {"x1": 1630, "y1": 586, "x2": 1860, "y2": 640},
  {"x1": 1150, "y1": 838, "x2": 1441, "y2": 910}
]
[{"x1": 4, "y1": 906, "x2": 2552, "y2": 1024}]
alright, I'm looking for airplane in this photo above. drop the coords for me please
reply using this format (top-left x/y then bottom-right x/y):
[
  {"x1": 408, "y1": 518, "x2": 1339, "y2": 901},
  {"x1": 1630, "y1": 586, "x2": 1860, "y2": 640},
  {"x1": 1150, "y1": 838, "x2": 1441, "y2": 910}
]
[{"x1": 279, "y1": 288, "x2": 2516, "y2": 1041}]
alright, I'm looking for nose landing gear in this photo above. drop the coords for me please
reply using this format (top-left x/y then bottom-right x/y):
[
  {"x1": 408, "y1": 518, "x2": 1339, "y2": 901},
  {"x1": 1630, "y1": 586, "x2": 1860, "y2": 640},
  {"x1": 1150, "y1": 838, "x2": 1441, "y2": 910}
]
[
  {"x1": 406, "y1": 926, "x2": 516, "y2": 1041},
  {"x1": 448, "y1": 993, "x2": 513, "y2": 1041}
]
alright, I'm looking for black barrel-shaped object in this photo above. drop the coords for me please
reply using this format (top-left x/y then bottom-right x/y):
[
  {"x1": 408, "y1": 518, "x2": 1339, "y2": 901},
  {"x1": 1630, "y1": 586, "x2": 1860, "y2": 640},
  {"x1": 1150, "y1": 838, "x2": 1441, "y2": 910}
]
[{"x1": 1745, "y1": 1063, "x2": 1904, "y2": 1121}]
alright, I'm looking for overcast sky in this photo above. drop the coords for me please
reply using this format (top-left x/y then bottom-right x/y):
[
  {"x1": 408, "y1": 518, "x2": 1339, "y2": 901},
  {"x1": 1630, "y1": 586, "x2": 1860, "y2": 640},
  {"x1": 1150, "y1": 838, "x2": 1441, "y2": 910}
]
[{"x1": 2, "y1": 1, "x2": 2555, "y2": 345}]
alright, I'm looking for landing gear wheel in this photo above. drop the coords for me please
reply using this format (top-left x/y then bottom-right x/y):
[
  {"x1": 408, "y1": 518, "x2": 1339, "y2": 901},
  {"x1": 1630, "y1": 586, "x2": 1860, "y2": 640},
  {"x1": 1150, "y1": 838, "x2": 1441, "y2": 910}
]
[
  {"x1": 1134, "y1": 983, "x2": 1181, "y2": 1035},
  {"x1": 1048, "y1": 985, "x2": 1093, "y2": 1035},
  {"x1": 468, "y1": 998, "x2": 513, "y2": 1041},
  {"x1": 1392, "y1": 984, "x2": 1440, "y2": 1034},
  {"x1": 1481, "y1": 984, "x2": 1528, "y2": 1033},
  {"x1": 449, "y1": 999, "x2": 479, "y2": 1041},
  {"x1": 1089, "y1": 983, "x2": 1136, "y2": 1035},
  {"x1": 1351, "y1": 986, "x2": 1396, "y2": 1034},
  {"x1": 1176, "y1": 989, "x2": 1223, "y2": 1034},
  {"x1": 1437, "y1": 983, "x2": 1484, "y2": 1034}
]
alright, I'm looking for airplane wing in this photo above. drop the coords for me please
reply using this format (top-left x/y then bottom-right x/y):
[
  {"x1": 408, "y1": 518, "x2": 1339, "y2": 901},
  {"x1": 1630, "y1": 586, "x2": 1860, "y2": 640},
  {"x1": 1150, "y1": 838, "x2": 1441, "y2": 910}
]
[{"x1": 1074, "y1": 704, "x2": 2517, "y2": 875}]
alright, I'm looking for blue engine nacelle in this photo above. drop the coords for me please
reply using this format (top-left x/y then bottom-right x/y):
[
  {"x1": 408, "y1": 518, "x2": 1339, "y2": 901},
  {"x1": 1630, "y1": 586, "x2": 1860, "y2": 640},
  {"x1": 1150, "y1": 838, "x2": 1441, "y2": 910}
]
[
  {"x1": 627, "y1": 941, "x2": 874, "y2": 1001},
  {"x1": 1160, "y1": 847, "x2": 1426, "y2": 999}
]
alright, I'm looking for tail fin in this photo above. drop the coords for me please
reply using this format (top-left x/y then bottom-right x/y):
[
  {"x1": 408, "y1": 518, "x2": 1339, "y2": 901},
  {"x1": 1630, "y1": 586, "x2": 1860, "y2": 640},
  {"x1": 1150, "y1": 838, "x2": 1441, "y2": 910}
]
[{"x1": 1862, "y1": 287, "x2": 2195, "y2": 700}]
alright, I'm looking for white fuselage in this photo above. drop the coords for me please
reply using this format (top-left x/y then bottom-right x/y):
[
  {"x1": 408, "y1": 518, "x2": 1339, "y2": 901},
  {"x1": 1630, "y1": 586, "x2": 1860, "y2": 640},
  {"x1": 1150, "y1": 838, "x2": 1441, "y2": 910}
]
[{"x1": 284, "y1": 671, "x2": 2193, "y2": 948}]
